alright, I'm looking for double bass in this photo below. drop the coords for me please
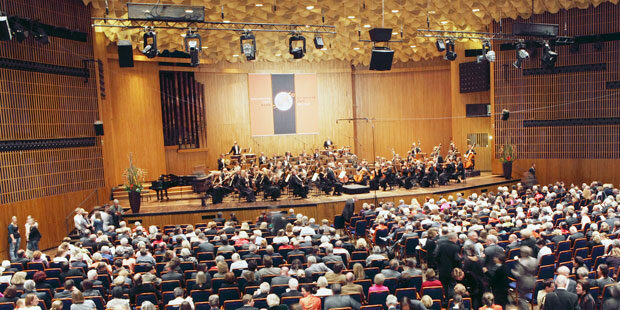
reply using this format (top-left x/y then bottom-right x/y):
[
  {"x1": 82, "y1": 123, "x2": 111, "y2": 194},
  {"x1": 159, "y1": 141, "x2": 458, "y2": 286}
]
[{"x1": 464, "y1": 144, "x2": 476, "y2": 169}]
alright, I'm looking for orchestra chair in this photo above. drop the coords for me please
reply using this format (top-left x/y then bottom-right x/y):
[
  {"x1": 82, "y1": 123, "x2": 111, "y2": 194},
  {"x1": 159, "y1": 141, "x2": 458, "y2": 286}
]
[
  {"x1": 367, "y1": 290, "x2": 388, "y2": 307},
  {"x1": 194, "y1": 302, "x2": 210, "y2": 310},
  {"x1": 0, "y1": 303, "x2": 14, "y2": 310},
  {"x1": 395, "y1": 287, "x2": 418, "y2": 301},
  {"x1": 218, "y1": 287, "x2": 240, "y2": 304},
  {"x1": 420, "y1": 286, "x2": 444, "y2": 303},
  {"x1": 162, "y1": 291, "x2": 176, "y2": 305},
  {"x1": 222, "y1": 299, "x2": 243, "y2": 310},
  {"x1": 281, "y1": 296, "x2": 301, "y2": 307},
  {"x1": 136, "y1": 293, "x2": 158, "y2": 307},
  {"x1": 85, "y1": 296, "x2": 105, "y2": 310},
  {"x1": 161, "y1": 280, "x2": 181, "y2": 292}
]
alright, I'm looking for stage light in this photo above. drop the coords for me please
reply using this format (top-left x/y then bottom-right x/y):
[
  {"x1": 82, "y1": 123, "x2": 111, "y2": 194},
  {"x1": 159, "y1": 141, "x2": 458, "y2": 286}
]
[
  {"x1": 141, "y1": 28, "x2": 158, "y2": 59},
  {"x1": 477, "y1": 40, "x2": 495, "y2": 63},
  {"x1": 513, "y1": 41, "x2": 529, "y2": 69},
  {"x1": 9, "y1": 17, "x2": 28, "y2": 42},
  {"x1": 184, "y1": 29, "x2": 202, "y2": 67},
  {"x1": 32, "y1": 22, "x2": 49, "y2": 44},
  {"x1": 541, "y1": 40, "x2": 558, "y2": 69},
  {"x1": 313, "y1": 35, "x2": 324, "y2": 49},
  {"x1": 240, "y1": 31, "x2": 256, "y2": 60},
  {"x1": 435, "y1": 39, "x2": 445, "y2": 52},
  {"x1": 444, "y1": 39, "x2": 457, "y2": 61},
  {"x1": 289, "y1": 33, "x2": 306, "y2": 59}
]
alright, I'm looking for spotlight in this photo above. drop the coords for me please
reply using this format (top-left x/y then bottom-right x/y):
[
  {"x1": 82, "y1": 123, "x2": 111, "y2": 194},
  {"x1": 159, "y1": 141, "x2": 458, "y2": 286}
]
[
  {"x1": 32, "y1": 22, "x2": 49, "y2": 44},
  {"x1": 435, "y1": 39, "x2": 445, "y2": 52},
  {"x1": 141, "y1": 28, "x2": 158, "y2": 59},
  {"x1": 444, "y1": 39, "x2": 457, "y2": 61},
  {"x1": 513, "y1": 41, "x2": 529, "y2": 69},
  {"x1": 289, "y1": 33, "x2": 306, "y2": 59},
  {"x1": 313, "y1": 35, "x2": 324, "y2": 49},
  {"x1": 184, "y1": 29, "x2": 202, "y2": 67},
  {"x1": 541, "y1": 41, "x2": 558, "y2": 69},
  {"x1": 240, "y1": 31, "x2": 256, "y2": 61},
  {"x1": 9, "y1": 17, "x2": 28, "y2": 42},
  {"x1": 477, "y1": 40, "x2": 495, "y2": 63}
]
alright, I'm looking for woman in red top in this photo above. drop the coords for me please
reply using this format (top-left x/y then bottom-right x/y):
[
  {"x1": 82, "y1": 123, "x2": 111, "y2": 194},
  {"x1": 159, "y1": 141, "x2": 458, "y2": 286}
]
[
  {"x1": 368, "y1": 274, "x2": 390, "y2": 293},
  {"x1": 299, "y1": 285, "x2": 321, "y2": 310},
  {"x1": 422, "y1": 269, "x2": 442, "y2": 289},
  {"x1": 478, "y1": 292, "x2": 502, "y2": 310},
  {"x1": 234, "y1": 231, "x2": 250, "y2": 247}
]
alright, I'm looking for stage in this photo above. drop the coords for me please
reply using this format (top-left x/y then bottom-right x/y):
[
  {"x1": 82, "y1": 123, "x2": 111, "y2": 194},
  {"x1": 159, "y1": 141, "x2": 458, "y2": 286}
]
[{"x1": 118, "y1": 173, "x2": 519, "y2": 229}]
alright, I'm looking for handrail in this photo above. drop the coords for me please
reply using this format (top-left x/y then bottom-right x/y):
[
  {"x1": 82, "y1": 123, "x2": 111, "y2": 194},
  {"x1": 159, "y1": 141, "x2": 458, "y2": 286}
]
[{"x1": 64, "y1": 188, "x2": 99, "y2": 236}]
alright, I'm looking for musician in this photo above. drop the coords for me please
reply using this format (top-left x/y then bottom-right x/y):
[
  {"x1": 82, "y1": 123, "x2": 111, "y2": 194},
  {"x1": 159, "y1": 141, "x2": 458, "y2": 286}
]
[
  {"x1": 379, "y1": 162, "x2": 395, "y2": 191},
  {"x1": 421, "y1": 161, "x2": 437, "y2": 187},
  {"x1": 438, "y1": 159, "x2": 456, "y2": 185},
  {"x1": 325, "y1": 163, "x2": 343, "y2": 195},
  {"x1": 212, "y1": 171, "x2": 233, "y2": 204},
  {"x1": 528, "y1": 163, "x2": 536, "y2": 176},
  {"x1": 289, "y1": 169, "x2": 309, "y2": 199},
  {"x1": 217, "y1": 154, "x2": 226, "y2": 171},
  {"x1": 323, "y1": 137, "x2": 333, "y2": 149},
  {"x1": 235, "y1": 170, "x2": 256, "y2": 202},
  {"x1": 262, "y1": 170, "x2": 281, "y2": 201},
  {"x1": 453, "y1": 157, "x2": 465, "y2": 183},
  {"x1": 464, "y1": 144, "x2": 476, "y2": 170},
  {"x1": 258, "y1": 152, "x2": 268, "y2": 165},
  {"x1": 369, "y1": 163, "x2": 381, "y2": 190},
  {"x1": 229, "y1": 141, "x2": 241, "y2": 155},
  {"x1": 411, "y1": 142, "x2": 421, "y2": 156}
]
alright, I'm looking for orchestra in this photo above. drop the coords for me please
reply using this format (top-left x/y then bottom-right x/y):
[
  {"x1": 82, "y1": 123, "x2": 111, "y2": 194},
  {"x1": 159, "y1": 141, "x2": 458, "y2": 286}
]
[{"x1": 190, "y1": 140, "x2": 476, "y2": 204}]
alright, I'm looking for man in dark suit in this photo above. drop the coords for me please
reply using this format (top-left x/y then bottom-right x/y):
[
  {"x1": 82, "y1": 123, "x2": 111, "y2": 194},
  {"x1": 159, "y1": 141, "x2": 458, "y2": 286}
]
[
  {"x1": 325, "y1": 164, "x2": 343, "y2": 195},
  {"x1": 281, "y1": 278, "x2": 303, "y2": 298},
  {"x1": 229, "y1": 141, "x2": 241, "y2": 155},
  {"x1": 342, "y1": 198, "x2": 356, "y2": 223},
  {"x1": 543, "y1": 275, "x2": 579, "y2": 310},
  {"x1": 289, "y1": 169, "x2": 308, "y2": 199},
  {"x1": 271, "y1": 212, "x2": 287, "y2": 235},
  {"x1": 434, "y1": 233, "x2": 461, "y2": 294},
  {"x1": 59, "y1": 262, "x2": 85, "y2": 283},
  {"x1": 161, "y1": 263, "x2": 184, "y2": 286},
  {"x1": 323, "y1": 284, "x2": 361, "y2": 310},
  {"x1": 323, "y1": 138, "x2": 332, "y2": 149},
  {"x1": 236, "y1": 294, "x2": 259, "y2": 310},
  {"x1": 54, "y1": 280, "x2": 76, "y2": 299},
  {"x1": 197, "y1": 239, "x2": 215, "y2": 255}
]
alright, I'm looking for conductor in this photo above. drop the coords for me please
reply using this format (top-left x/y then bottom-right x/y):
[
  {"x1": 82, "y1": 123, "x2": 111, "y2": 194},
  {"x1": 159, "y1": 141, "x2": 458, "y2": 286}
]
[{"x1": 229, "y1": 141, "x2": 241, "y2": 155}]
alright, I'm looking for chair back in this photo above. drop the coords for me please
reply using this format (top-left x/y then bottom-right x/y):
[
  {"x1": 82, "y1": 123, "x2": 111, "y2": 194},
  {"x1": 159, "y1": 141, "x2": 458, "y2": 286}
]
[
  {"x1": 190, "y1": 290, "x2": 211, "y2": 303},
  {"x1": 222, "y1": 299, "x2": 243, "y2": 310},
  {"x1": 367, "y1": 290, "x2": 388, "y2": 307},
  {"x1": 219, "y1": 287, "x2": 240, "y2": 303},
  {"x1": 281, "y1": 296, "x2": 301, "y2": 307},
  {"x1": 421, "y1": 286, "x2": 444, "y2": 301},
  {"x1": 136, "y1": 293, "x2": 158, "y2": 307}
]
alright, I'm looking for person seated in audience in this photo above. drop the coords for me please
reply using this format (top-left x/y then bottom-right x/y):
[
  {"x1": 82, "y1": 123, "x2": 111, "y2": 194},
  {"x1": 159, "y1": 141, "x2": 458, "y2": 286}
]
[
  {"x1": 266, "y1": 294, "x2": 287, "y2": 310},
  {"x1": 105, "y1": 286, "x2": 130, "y2": 310},
  {"x1": 130, "y1": 274, "x2": 160, "y2": 304},
  {"x1": 22, "y1": 294, "x2": 41, "y2": 310},
  {"x1": 304, "y1": 256, "x2": 332, "y2": 278},
  {"x1": 81, "y1": 280, "x2": 101, "y2": 298},
  {"x1": 54, "y1": 280, "x2": 76, "y2": 299},
  {"x1": 314, "y1": 277, "x2": 333, "y2": 297},
  {"x1": 0, "y1": 286, "x2": 19, "y2": 303},
  {"x1": 253, "y1": 282, "x2": 271, "y2": 299},
  {"x1": 324, "y1": 263, "x2": 346, "y2": 284},
  {"x1": 422, "y1": 269, "x2": 442, "y2": 289},
  {"x1": 365, "y1": 246, "x2": 387, "y2": 266},
  {"x1": 605, "y1": 246, "x2": 620, "y2": 269},
  {"x1": 323, "y1": 283, "x2": 361, "y2": 310},
  {"x1": 381, "y1": 259, "x2": 401, "y2": 279},
  {"x1": 591, "y1": 264, "x2": 616, "y2": 289},
  {"x1": 69, "y1": 290, "x2": 96, "y2": 310},
  {"x1": 576, "y1": 280, "x2": 596, "y2": 310},
  {"x1": 168, "y1": 287, "x2": 194, "y2": 310},
  {"x1": 368, "y1": 274, "x2": 390, "y2": 293},
  {"x1": 236, "y1": 294, "x2": 259, "y2": 310},
  {"x1": 479, "y1": 292, "x2": 502, "y2": 310}
]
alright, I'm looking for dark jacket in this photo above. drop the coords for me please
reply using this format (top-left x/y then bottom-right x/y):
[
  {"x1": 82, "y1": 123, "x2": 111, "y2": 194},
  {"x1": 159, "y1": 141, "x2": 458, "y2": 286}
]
[
  {"x1": 323, "y1": 294, "x2": 361, "y2": 310},
  {"x1": 543, "y1": 289, "x2": 580, "y2": 310}
]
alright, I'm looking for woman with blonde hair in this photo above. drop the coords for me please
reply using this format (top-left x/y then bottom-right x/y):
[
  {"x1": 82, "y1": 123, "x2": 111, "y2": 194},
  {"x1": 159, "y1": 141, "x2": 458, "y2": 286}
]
[
  {"x1": 606, "y1": 247, "x2": 620, "y2": 269},
  {"x1": 50, "y1": 300, "x2": 63, "y2": 310},
  {"x1": 11, "y1": 271, "x2": 26, "y2": 290},
  {"x1": 213, "y1": 261, "x2": 228, "y2": 279},
  {"x1": 355, "y1": 238, "x2": 368, "y2": 252},
  {"x1": 420, "y1": 295, "x2": 433, "y2": 308},
  {"x1": 352, "y1": 263, "x2": 365, "y2": 280},
  {"x1": 314, "y1": 277, "x2": 332, "y2": 297}
]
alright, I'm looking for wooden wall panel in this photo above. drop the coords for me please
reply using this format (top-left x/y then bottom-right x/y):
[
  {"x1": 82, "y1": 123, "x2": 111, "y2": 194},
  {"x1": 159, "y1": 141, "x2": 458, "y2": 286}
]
[
  {"x1": 450, "y1": 43, "x2": 493, "y2": 171},
  {"x1": 102, "y1": 60, "x2": 167, "y2": 185},
  {"x1": 352, "y1": 62, "x2": 453, "y2": 161},
  {"x1": 191, "y1": 60, "x2": 354, "y2": 170},
  {"x1": 492, "y1": 3, "x2": 620, "y2": 184}
]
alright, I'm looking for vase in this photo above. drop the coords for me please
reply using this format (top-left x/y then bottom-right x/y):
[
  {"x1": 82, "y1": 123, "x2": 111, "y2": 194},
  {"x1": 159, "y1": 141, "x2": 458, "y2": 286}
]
[
  {"x1": 503, "y1": 161, "x2": 513, "y2": 179},
  {"x1": 128, "y1": 191, "x2": 141, "y2": 213}
]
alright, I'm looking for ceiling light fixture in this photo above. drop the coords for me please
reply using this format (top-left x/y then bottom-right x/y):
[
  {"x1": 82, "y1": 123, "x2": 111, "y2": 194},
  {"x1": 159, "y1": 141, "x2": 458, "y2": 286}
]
[
  {"x1": 435, "y1": 39, "x2": 445, "y2": 52},
  {"x1": 313, "y1": 35, "x2": 324, "y2": 49},
  {"x1": 392, "y1": 9, "x2": 399, "y2": 13},
  {"x1": 476, "y1": 40, "x2": 495, "y2": 63},
  {"x1": 240, "y1": 31, "x2": 256, "y2": 60},
  {"x1": 184, "y1": 29, "x2": 202, "y2": 67},
  {"x1": 255, "y1": 3, "x2": 263, "y2": 7},
  {"x1": 541, "y1": 40, "x2": 558, "y2": 69},
  {"x1": 141, "y1": 27, "x2": 158, "y2": 58},
  {"x1": 289, "y1": 33, "x2": 306, "y2": 59},
  {"x1": 410, "y1": 45, "x2": 416, "y2": 48},
  {"x1": 472, "y1": 8, "x2": 480, "y2": 12},
  {"x1": 440, "y1": 21, "x2": 448, "y2": 25},
  {"x1": 363, "y1": 24, "x2": 371, "y2": 28},
  {"x1": 306, "y1": 5, "x2": 314, "y2": 10},
  {"x1": 348, "y1": 15, "x2": 355, "y2": 19},
  {"x1": 444, "y1": 39, "x2": 457, "y2": 61}
]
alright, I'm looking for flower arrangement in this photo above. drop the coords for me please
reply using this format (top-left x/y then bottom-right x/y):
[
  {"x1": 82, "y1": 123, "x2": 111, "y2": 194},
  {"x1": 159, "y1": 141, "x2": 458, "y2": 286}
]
[
  {"x1": 499, "y1": 143, "x2": 516, "y2": 163},
  {"x1": 123, "y1": 153, "x2": 146, "y2": 193}
]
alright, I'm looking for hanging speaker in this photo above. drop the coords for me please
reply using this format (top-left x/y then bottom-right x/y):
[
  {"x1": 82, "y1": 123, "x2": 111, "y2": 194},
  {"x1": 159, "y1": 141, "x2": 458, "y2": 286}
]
[
  {"x1": 117, "y1": 40, "x2": 134, "y2": 68},
  {"x1": 94, "y1": 121, "x2": 104, "y2": 136},
  {"x1": 369, "y1": 47, "x2": 394, "y2": 71},
  {"x1": 501, "y1": 109, "x2": 510, "y2": 121}
]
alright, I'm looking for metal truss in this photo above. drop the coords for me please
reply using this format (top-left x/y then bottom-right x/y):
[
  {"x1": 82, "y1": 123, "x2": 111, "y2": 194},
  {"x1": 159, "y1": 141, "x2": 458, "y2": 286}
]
[{"x1": 91, "y1": 17, "x2": 337, "y2": 34}]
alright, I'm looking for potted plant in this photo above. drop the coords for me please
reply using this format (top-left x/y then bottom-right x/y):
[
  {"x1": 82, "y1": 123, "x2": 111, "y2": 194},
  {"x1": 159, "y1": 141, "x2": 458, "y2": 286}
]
[
  {"x1": 499, "y1": 143, "x2": 515, "y2": 179},
  {"x1": 123, "y1": 153, "x2": 146, "y2": 213}
]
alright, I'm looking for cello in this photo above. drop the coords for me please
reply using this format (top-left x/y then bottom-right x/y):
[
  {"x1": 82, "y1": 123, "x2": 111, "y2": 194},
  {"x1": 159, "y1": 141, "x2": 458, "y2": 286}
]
[{"x1": 464, "y1": 144, "x2": 476, "y2": 169}]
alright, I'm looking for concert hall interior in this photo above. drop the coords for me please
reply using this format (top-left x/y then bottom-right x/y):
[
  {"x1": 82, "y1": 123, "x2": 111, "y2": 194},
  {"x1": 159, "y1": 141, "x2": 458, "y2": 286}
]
[{"x1": 1, "y1": 0, "x2": 620, "y2": 308}]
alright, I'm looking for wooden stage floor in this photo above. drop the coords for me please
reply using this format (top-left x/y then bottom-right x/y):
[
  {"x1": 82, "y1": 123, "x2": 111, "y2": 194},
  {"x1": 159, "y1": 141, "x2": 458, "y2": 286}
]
[{"x1": 128, "y1": 173, "x2": 516, "y2": 216}]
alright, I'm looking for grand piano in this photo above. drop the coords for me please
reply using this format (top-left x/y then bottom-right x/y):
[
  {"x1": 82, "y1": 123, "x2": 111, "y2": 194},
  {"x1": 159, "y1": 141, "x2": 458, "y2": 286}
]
[{"x1": 150, "y1": 174, "x2": 211, "y2": 201}]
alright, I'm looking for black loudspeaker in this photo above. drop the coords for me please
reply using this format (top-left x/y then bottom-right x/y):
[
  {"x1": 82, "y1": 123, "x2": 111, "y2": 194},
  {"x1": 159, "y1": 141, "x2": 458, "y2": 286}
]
[
  {"x1": 117, "y1": 40, "x2": 134, "y2": 68},
  {"x1": 501, "y1": 109, "x2": 510, "y2": 121},
  {"x1": 0, "y1": 16, "x2": 11, "y2": 41},
  {"x1": 368, "y1": 28, "x2": 392, "y2": 42},
  {"x1": 94, "y1": 121, "x2": 104, "y2": 136},
  {"x1": 369, "y1": 47, "x2": 394, "y2": 71}
]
